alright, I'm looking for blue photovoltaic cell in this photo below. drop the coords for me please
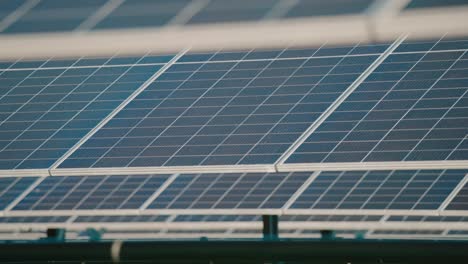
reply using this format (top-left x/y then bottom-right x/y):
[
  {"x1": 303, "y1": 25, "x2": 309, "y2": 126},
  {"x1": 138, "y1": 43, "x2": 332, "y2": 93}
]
[
  {"x1": 74, "y1": 215, "x2": 169, "y2": 223},
  {"x1": 446, "y1": 181, "x2": 468, "y2": 210},
  {"x1": 291, "y1": 170, "x2": 467, "y2": 210},
  {"x1": 3, "y1": 0, "x2": 108, "y2": 33},
  {"x1": 13, "y1": 174, "x2": 170, "y2": 210},
  {"x1": 0, "y1": 177, "x2": 37, "y2": 209},
  {"x1": 148, "y1": 172, "x2": 311, "y2": 209},
  {"x1": 0, "y1": 216, "x2": 69, "y2": 223},
  {"x1": 187, "y1": 0, "x2": 280, "y2": 24},
  {"x1": 0, "y1": 55, "x2": 172, "y2": 170},
  {"x1": 60, "y1": 44, "x2": 387, "y2": 168},
  {"x1": 406, "y1": 0, "x2": 468, "y2": 9},
  {"x1": 287, "y1": 38, "x2": 468, "y2": 164},
  {"x1": 0, "y1": 0, "x2": 25, "y2": 21},
  {"x1": 284, "y1": 0, "x2": 374, "y2": 18},
  {"x1": 94, "y1": 0, "x2": 192, "y2": 30}
]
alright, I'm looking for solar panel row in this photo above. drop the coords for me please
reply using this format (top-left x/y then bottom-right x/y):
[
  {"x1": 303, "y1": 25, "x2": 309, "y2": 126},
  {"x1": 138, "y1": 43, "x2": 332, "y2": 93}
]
[
  {"x1": 0, "y1": 169, "x2": 464, "y2": 212},
  {"x1": 0, "y1": 0, "x2": 377, "y2": 34}
]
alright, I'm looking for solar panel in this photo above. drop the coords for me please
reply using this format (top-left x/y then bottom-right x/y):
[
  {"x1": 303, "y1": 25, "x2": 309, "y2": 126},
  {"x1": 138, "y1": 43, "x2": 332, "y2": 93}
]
[
  {"x1": 0, "y1": 177, "x2": 37, "y2": 209},
  {"x1": 13, "y1": 174, "x2": 170, "y2": 210},
  {"x1": 0, "y1": 0, "x2": 378, "y2": 34},
  {"x1": 58, "y1": 44, "x2": 388, "y2": 169},
  {"x1": 148, "y1": 172, "x2": 310, "y2": 209},
  {"x1": 0, "y1": 55, "x2": 173, "y2": 170},
  {"x1": 290, "y1": 170, "x2": 467, "y2": 210},
  {"x1": 285, "y1": 38, "x2": 468, "y2": 164}
]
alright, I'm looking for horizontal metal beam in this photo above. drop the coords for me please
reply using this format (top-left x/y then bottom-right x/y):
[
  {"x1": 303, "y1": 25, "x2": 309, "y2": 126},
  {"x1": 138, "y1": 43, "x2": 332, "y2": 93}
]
[
  {"x1": 277, "y1": 160, "x2": 468, "y2": 172},
  {"x1": 50, "y1": 164, "x2": 276, "y2": 176},
  {"x1": 2, "y1": 208, "x2": 468, "y2": 217},
  {"x1": 0, "y1": 221, "x2": 466, "y2": 232},
  {"x1": 0, "y1": 169, "x2": 49, "y2": 177},
  {"x1": 0, "y1": 7, "x2": 467, "y2": 60}
]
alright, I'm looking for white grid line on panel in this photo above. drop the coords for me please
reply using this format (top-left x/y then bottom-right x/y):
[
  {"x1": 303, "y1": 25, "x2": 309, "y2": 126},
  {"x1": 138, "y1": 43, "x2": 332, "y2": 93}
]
[
  {"x1": 238, "y1": 42, "x2": 357, "y2": 164},
  {"x1": 50, "y1": 176, "x2": 88, "y2": 210},
  {"x1": 313, "y1": 36, "x2": 444, "y2": 163},
  {"x1": 75, "y1": 0, "x2": 125, "y2": 32},
  {"x1": 0, "y1": 0, "x2": 40, "y2": 32},
  {"x1": 139, "y1": 174, "x2": 180, "y2": 210},
  {"x1": 167, "y1": 0, "x2": 211, "y2": 26},
  {"x1": 165, "y1": 47, "x2": 302, "y2": 167},
  {"x1": 210, "y1": 173, "x2": 248, "y2": 209},
  {"x1": 439, "y1": 173, "x2": 468, "y2": 210},
  {"x1": 360, "y1": 50, "x2": 466, "y2": 162},
  {"x1": 187, "y1": 173, "x2": 225, "y2": 209},
  {"x1": 72, "y1": 175, "x2": 111, "y2": 210},
  {"x1": 274, "y1": 35, "x2": 408, "y2": 168},
  {"x1": 8, "y1": 57, "x2": 110, "y2": 169},
  {"x1": 0, "y1": 59, "x2": 50, "y2": 114},
  {"x1": 258, "y1": 171, "x2": 294, "y2": 208},
  {"x1": 3, "y1": 176, "x2": 46, "y2": 212},
  {"x1": 262, "y1": 0, "x2": 300, "y2": 20},
  {"x1": 448, "y1": 135, "x2": 468, "y2": 160},
  {"x1": 116, "y1": 174, "x2": 153, "y2": 210},
  {"x1": 335, "y1": 171, "x2": 372, "y2": 209},
  {"x1": 282, "y1": 171, "x2": 320, "y2": 210},
  {"x1": 89, "y1": 50, "x2": 219, "y2": 168},
  {"x1": 51, "y1": 48, "x2": 190, "y2": 170}
]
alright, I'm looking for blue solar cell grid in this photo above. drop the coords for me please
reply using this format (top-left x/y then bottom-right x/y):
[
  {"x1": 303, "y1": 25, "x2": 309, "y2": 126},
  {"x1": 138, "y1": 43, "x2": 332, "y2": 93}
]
[
  {"x1": 0, "y1": 0, "x2": 377, "y2": 34},
  {"x1": 3, "y1": 0, "x2": 108, "y2": 33},
  {"x1": 287, "y1": 39, "x2": 468, "y2": 164},
  {"x1": 0, "y1": 55, "x2": 172, "y2": 170},
  {"x1": 447, "y1": 181, "x2": 468, "y2": 210},
  {"x1": 94, "y1": 0, "x2": 192, "y2": 30},
  {"x1": 74, "y1": 215, "x2": 169, "y2": 223},
  {"x1": 0, "y1": 216, "x2": 69, "y2": 223},
  {"x1": 0, "y1": 177, "x2": 37, "y2": 209},
  {"x1": 149, "y1": 172, "x2": 311, "y2": 209},
  {"x1": 291, "y1": 170, "x2": 467, "y2": 210},
  {"x1": 284, "y1": 0, "x2": 374, "y2": 18},
  {"x1": 60, "y1": 43, "x2": 389, "y2": 168},
  {"x1": 13, "y1": 174, "x2": 170, "y2": 210},
  {"x1": 187, "y1": 0, "x2": 280, "y2": 24}
]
